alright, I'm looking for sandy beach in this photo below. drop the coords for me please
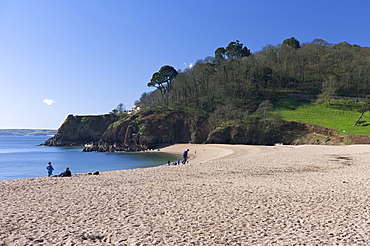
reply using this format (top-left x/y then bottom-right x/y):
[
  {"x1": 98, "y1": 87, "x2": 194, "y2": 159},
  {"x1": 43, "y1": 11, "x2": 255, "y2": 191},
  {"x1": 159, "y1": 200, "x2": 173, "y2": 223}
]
[{"x1": 2, "y1": 144, "x2": 370, "y2": 245}]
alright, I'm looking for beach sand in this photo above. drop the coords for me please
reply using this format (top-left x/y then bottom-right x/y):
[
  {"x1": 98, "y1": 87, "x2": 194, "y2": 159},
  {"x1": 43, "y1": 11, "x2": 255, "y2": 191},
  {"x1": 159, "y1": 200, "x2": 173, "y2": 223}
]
[{"x1": 2, "y1": 144, "x2": 370, "y2": 245}]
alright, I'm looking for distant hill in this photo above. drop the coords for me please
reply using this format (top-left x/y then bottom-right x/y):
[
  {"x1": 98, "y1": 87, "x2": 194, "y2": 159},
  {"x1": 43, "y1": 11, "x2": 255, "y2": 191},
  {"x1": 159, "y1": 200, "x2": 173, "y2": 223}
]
[{"x1": 0, "y1": 129, "x2": 57, "y2": 136}]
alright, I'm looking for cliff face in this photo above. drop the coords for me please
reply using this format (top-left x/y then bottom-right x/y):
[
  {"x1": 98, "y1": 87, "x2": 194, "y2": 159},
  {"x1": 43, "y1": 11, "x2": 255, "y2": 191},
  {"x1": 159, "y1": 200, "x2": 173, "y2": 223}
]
[
  {"x1": 43, "y1": 109, "x2": 193, "y2": 151},
  {"x1": 43, "y1": 114, "x2": 118, "y2": 146},
  {"x1": 44, "y1": 110, "x2": 351, "y2": 151},
  {"x1": 279, "y1": 121, "x2": 344, "y2": 145},
  {"x1": 83, "y1": 109, "x2": 192, "y2": 152},
  {"x1": 204, "y1": 120, "x2": 344, "y2": 145}
]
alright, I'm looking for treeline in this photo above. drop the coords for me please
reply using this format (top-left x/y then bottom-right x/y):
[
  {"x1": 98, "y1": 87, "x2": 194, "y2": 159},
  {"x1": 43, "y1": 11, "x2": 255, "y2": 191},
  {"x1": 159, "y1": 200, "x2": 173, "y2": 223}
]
[
  {"x1": 138, "y1": 38, "x2": 370, "y2": 111},
  {"x1": 134, "y1": 38, "x2": 370, "y2": 144}
]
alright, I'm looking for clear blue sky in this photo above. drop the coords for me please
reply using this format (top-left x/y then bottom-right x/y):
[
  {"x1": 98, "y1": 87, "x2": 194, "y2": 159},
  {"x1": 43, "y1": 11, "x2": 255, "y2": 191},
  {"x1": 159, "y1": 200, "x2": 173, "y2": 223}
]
[{"x1": 1, "y1": 0, "x2": 369, "y2": 129}]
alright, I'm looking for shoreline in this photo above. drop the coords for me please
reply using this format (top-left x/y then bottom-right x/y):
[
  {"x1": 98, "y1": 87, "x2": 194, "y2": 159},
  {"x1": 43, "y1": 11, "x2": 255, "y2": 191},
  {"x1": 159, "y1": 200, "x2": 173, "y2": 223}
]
[{"x1": 2, "y1": 144, "x2": 370, "y2": 244}]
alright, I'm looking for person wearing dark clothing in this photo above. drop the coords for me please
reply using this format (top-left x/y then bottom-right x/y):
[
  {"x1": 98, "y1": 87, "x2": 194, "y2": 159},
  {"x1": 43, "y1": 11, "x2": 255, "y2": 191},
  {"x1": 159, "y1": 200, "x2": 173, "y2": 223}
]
[
  {"x1": 182, "y1": 149, "x2": 189, "y2": 164},
  {"x1": 59, "y1": 167, "x2": 72, "y2": 177}
]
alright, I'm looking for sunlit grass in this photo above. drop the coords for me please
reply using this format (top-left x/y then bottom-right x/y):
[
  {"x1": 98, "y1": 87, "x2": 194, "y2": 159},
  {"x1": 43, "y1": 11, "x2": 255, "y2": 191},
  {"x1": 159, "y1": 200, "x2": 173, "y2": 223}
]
[{"x1": 275, "y1": 99, "x2": 370, "y2": 136}]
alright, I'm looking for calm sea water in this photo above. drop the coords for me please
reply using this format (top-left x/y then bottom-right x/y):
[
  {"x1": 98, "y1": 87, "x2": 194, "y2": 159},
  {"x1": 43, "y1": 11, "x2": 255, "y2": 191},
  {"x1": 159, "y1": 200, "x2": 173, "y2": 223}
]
[{"x1": 0, "y1": 136, "x2": 179, "y2": 181}]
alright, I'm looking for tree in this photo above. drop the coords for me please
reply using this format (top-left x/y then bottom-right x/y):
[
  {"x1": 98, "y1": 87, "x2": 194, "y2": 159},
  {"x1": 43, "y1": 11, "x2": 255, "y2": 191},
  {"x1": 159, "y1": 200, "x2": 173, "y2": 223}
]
[
  {"x1": 225, "y1": 40, "x2": 251, "y2": 59},
  {"x1": 110, "y1": 103, "x2": 125, "y2": 114},
  {"x1": 317, "y1": 75, "x2": 338, "y2": 104},
  {"x1": 116, "y1": 103, "x2": 125, "y2": 113},
  {"x1": 311, "y1": 39, "x2": 331, "y2": 46},
  {"x1": 147, "y1": 65, "x2": 178, "y2": 94},
  {"x1": 282, "y1": 37, "x2": 301, "y2": 49},
  {"x1": 214, "y1": 47, "x2": 227, "y2": 63},
  {"x1": 214, "y1": 40, "x2": 250, "y2": 63},
  {"x1": 136, "y1": 91, "x2": 162, "y2": 109},
  {"x1": 354, "y1": 95, "x2": 370, "y2": 126},
  {"x1": 255, "y1": 100, "x2": 274, "y2": 122}
]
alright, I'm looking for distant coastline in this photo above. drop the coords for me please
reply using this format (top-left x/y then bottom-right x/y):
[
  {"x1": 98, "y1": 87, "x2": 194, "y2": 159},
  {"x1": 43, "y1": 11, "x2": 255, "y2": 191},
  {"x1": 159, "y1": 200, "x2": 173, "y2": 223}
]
[{"x1": 0, "y1": 129, "x2": 57, "y2": 136}]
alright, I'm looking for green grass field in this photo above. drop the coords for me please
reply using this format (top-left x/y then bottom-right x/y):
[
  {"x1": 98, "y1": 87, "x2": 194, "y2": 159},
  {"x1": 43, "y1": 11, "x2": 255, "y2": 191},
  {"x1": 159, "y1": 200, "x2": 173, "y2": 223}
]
[{"x1": 275, "y1": 99, "x2": 370, "y2": 136}]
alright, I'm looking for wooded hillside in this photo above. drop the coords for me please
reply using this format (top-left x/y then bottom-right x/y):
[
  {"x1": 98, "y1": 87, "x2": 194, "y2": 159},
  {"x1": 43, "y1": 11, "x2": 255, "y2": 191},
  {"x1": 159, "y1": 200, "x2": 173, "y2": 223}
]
[
  {"x1": 138, "y1": 38, "x2": 370, "y2": 112},
  {"x1": 45, "y1": 38, "x2": 370, "y2": 150}
]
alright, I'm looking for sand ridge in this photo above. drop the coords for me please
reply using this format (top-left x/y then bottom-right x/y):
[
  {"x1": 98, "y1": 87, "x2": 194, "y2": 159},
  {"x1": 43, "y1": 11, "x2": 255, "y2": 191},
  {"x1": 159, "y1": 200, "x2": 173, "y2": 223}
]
[{"x1": 1, "y1": 144, "x2": 370, "y2": 245}]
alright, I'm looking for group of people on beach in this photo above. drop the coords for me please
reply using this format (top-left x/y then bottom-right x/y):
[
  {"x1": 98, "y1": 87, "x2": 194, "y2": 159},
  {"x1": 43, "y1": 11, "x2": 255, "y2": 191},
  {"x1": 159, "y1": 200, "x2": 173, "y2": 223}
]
[
  {"x1": 46, "y1": 162, "x2": 71, "y2": 177},
  {"x1": 48, "y1": 149, "x2": 193, "y2": 175},
  {"x1": 167, "y1": 149, "x2": 191, "y2": 165}
]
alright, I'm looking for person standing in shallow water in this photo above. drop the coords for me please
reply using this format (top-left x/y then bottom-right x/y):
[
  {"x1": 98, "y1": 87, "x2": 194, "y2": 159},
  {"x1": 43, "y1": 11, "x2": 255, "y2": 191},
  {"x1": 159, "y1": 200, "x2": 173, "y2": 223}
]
[
  {"x1": 182, "y1": 149, "x2": 190, "y2": 164},
  {"x1": 46, "y1": 162, "x2": 54, "y2": 177}
]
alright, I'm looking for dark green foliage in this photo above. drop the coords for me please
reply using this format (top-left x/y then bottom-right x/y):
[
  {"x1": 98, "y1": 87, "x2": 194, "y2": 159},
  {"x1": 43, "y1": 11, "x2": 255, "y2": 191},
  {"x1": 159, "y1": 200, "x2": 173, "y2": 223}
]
[
  {"x1": 206, "y1": 115, "x2": 282, "y2": 145},
  {"x1": 214, "y1": 40, "x2": 251, "y2": 63},
  {"x1": 147, "y1": 65, "x2": 178, "y2": 94},
  {"x1": 225, "y1": 40, "x2": 251, "y2": 59},
  {"x1": 136, "y1": 38, "x2": 370, "y2": 144},
  {"x1": 214, "y1": 47, "x2": 227, "y2": 63},
  {"x1": 282, "y1": 37, "x2": 301, "y2": 49}
]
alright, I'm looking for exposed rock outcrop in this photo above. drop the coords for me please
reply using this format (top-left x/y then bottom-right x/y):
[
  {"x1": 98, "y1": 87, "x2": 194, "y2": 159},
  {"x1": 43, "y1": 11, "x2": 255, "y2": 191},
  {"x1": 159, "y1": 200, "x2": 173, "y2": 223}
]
[
  {"x1": 83, "y1": 109, "x2": 192, "y2": 152},
  {"x1": 43, "y1": 114, "x2": 118, "y2": 146},
  {"x1": 44, "y1": 110, "x2": 351, "y2": 152},
  {"x1": 279, "y1": 121, "x2": 344, "y2": 145},
  {"x1": 204, "y1": 120, "x2": 344, "y2": 145}
]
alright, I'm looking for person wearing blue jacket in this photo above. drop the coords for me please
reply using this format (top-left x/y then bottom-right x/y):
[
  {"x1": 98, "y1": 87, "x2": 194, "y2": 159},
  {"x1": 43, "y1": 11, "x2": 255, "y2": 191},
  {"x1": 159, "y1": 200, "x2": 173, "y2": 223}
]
[{"x1": 46, "y1": 162, "x2": 54, "y2": 177}]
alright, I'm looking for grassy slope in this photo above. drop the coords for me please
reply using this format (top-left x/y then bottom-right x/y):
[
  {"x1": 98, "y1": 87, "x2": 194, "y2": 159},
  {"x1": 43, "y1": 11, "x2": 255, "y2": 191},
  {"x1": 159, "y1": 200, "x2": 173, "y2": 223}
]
[{"x1": 275, "y1": 99, "x2": 370, "y2": 136}]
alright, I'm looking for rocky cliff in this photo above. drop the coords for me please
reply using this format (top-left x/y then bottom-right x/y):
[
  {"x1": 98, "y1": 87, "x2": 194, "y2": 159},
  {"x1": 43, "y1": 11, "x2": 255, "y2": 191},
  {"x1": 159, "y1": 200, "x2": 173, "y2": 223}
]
[
  {"x1": 83, "y1": 108, "x2": 192, "y2": 152},
  {"x1": 44, "y1": 109, "x2": 355, "y2": 152},
  {"x1": 43, "y1": 109, "x2": 194, "y2": 151},
  {"x1": 43, "y1": 114, "x2": 119, "y2": 146}
]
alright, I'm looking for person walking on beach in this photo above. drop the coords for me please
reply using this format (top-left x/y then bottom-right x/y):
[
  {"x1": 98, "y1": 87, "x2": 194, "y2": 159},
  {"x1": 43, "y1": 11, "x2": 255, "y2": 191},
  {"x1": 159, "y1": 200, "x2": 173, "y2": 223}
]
[
  {"x1": 182, "y1": 149, "x2": 190, "y2": 164},
  {"x1": 46, "y1": 162, "x2": 54, "y2": 177}
]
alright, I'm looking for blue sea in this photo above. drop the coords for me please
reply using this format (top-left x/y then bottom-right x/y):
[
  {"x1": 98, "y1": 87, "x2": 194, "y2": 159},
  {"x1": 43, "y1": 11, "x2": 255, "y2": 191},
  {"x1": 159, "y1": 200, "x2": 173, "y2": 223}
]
[{"x1": 0, "y1": 136, "x2": 179, "y2": 181}]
